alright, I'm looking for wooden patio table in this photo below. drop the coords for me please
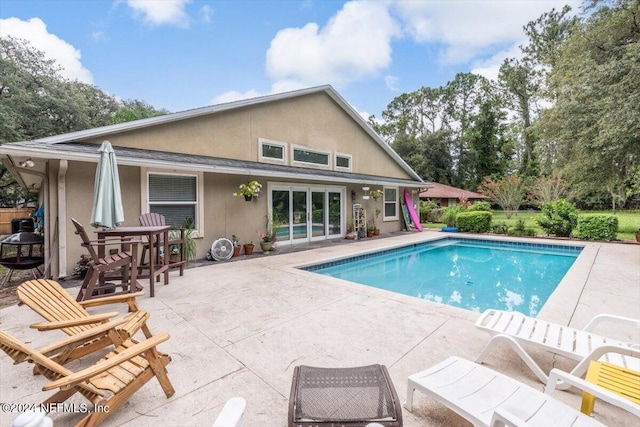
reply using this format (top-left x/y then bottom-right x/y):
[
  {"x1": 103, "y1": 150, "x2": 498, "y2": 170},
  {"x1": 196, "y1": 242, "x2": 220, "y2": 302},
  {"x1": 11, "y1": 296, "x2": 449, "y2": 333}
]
[{"x1": 97, "y1": 225, "x2": 170, "y2": 297}]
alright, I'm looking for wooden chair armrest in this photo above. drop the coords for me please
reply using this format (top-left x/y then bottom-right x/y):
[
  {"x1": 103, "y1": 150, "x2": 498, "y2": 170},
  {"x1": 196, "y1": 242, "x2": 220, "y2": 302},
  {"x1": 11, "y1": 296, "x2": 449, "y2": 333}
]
[
  {"x1": 37, "y1": 317, "x2": 129, "y2": 356},
  {"x1": 79, "y1": 291, "x2": 145, "y2": 308},
  {"x1": 30, "y1": 312, "x2": 120, "y2": 330},
  {"x1": 43, "y1": 333, "x2": 170, "y2": 391},
  {"x1": 84, "y1": 239, "x2": 143, "y2": 246}
]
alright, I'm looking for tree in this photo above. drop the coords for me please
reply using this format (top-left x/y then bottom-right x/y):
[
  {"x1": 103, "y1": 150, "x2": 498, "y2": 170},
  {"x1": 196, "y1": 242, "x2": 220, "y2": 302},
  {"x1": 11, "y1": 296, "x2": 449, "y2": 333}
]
[
  {"x1": 111, "y1": 99, "x2": 168, "y2": 124},
  {"x1": 537, "y1": 0, "x2": 640, "y2": 208},
  {"x1": 442, "y1": 73, "x2": 488, "y2": 188},
  {"x1": 0, "y1": 36, "x2": 167, "y2": 206},
  {"x1": 527, "y1": 173, "x2": 569, "y2": 206},
  {"x1": 467, "y1": 98, "x2": 511, "y2": 188},
  {"x1": 477, "y1": 175, "x2": 526, "y2": 218},
  {"x1": 0, "y1": 36, "x2": 119, "y2": 142},
  {"x1": 498, "y1": 58, "x2": 540, "y2": 177}
]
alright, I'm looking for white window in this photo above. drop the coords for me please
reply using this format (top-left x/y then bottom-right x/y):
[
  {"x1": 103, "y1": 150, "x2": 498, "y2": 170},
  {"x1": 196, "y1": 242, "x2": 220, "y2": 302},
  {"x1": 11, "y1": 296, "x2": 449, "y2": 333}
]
[
  {"x1": 259, "y1": 138, "x2": 287, "y2": 163},
  {"x1": 291, "y1": 145, "x2": 331, "y2": 169},
  {"x1": 147, "y1": 172, "x2": 199, "y2": 229},
  {"x1": 335, "y1": 153, "x2": 352, "y2": 171},
  {"x1": 383, "y1": 187, "x2": 398, "y2": 221}
]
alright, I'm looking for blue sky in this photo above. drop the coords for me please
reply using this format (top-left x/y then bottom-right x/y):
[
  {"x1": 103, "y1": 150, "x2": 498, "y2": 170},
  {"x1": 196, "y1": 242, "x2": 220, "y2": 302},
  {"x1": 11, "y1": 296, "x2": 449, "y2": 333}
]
[{"x1": 0, "y1": 0, "x2": 579, "y2": 119}]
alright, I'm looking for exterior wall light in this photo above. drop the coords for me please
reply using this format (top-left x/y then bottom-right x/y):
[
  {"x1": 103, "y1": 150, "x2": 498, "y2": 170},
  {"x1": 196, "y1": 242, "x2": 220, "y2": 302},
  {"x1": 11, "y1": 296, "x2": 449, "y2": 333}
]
[
  {"x1": 362, "y1": 186, "x2": 370, "y2": 200},
  {"x1": 19, "y1": 158, "x2": 35, "y2": 168}
]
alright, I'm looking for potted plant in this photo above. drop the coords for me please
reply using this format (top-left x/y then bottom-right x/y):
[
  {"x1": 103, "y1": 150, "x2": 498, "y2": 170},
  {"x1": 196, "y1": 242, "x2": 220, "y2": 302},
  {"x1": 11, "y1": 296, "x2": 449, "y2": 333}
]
[
  {"x1": 243, "y1": 241, "x2": 254, "y2": 255},
  {"x1": 370, "y1": 189, "x2": 383, "y2": 201},
  {"x1": 258, "y1": 231, "x2": 273, "y2": 254},
  {"x1": 373, "y1": 208, "x2": 381, "y2": 235},
  {"x1": 180, "y1": 218, "x2": 197, "y2": 262},
  {"x1": 231, "y1": 234, "x2": 241, "y2": 257},
  {"x1": 366, "y1": 222, "x2": 375, "y2": 238},
  {"x1": 345, "y1": 218, "x2": 356, "y2": 240},
  {"x1": 72, "y1": 254, "x2": 91, "y2": 278},
  {"x1": 357, "y1": 208, "x2": 367, "y2": 239},
  {"x1": 233, "y1": 180, "x2": 262, "y2": 201}
]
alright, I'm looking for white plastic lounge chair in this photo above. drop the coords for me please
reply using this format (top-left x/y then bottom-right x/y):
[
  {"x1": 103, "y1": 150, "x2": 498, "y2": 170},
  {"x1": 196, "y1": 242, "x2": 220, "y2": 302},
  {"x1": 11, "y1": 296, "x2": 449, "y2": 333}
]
[
  {"x1": 475, "y1": 309, "x2": 640, "y2": 389},
  {"x1": 213, "y1": 397, "x2": 246, "y2": 427},
  {"x1": 405, "y1": 356, "x2": 639, "y2": 427}
]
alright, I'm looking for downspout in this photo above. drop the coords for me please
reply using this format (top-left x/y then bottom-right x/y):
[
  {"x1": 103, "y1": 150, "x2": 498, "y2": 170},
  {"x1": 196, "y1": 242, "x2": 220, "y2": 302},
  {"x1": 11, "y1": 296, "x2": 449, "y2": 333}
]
[{"x1": 58, "y1": 160, "x2": 68, "y2": 278}]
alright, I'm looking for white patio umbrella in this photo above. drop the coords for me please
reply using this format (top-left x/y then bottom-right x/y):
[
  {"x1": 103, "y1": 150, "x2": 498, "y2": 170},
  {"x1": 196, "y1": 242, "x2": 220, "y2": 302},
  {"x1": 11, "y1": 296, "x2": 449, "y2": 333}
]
[{"x1": 90, "y1": 140, "x2": 124, "y2": 229}]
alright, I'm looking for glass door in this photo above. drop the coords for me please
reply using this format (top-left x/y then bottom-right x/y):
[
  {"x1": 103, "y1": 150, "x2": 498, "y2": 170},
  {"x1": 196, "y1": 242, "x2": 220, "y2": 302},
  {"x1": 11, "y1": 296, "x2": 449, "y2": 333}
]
[
  {"x1": 272, "y1": 190, "x2": 290, "y2": 242},
  {"x1": 327, "y1": 191, "x2": 342, "y2": 237},
  {"x1": 310, "y1": 190, "x2": 325, "y2": 240},
  {"x1": 270, "y1": 185, "x2": 344, "y2": 245},
  {"x1": 292, "y1": 189, "x2": 308, "y2": 241}
]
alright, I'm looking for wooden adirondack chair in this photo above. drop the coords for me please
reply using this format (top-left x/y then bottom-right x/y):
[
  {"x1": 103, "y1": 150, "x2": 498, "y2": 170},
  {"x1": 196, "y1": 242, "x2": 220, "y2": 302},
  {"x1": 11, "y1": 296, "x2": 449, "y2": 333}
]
[
  {"x1": 139, "y1": 213, "x2": 186, "y2": 276},
  {"x1": 0, "y1": 328, "x2": 174, "y2": 427},
  {"x1": 71, "y1": 218, "x2": 142, "y2": 301},
  {"x1": 17, "y1": 279, "x2": 152, "y2": 367}
]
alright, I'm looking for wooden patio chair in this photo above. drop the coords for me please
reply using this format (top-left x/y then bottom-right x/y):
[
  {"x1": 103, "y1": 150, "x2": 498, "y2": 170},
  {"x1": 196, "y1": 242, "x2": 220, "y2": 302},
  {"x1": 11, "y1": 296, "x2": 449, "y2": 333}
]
[
  {"x1": 0, "y1": 328, "x2": 175, "y2": 427},
  {"x1": 71, "y1": 218, "x2": 142, "y2": 301},
  {"x1": 17, "y1": 279, "x2": 152, "y2": 367},
  {"x1": 139, "y1": 213, "x2": 186, "y2": 277}
]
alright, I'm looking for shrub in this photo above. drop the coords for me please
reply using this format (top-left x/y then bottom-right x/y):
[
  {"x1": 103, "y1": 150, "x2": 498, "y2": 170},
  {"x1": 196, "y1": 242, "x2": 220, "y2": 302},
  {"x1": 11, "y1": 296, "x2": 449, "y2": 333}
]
[
  {"x1": 467, "y1": 200, "x2": 492, "y2": 212},
  {"x1": 575, "y1": 214, "x2": 618, "y2": 241},
  {"x1": 536, "y1": 199, "x2": 578, "y2": 237},
  {"x1": 492, "y1": 221, "x2": 508, "y2": 234},
  {"x1": 442, "y1": 205, "x2": 464, "y2": 227},
  {"x1": 456, "y1": 211, "x2": 492, "y2": 233},
  {"x1": 419, "y1": 200, "x2": 438, "y2": 223},
  {"x1": 428, "y1": 207, "x2": 444, "y2": 223}
]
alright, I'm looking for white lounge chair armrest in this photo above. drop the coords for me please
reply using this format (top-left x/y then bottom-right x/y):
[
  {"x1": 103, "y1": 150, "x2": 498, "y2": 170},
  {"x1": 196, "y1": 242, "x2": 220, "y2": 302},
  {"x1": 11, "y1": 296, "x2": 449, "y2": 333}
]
[
  {"x1": 583, "y1": 314, "x2": 640, "y2": 333},
  {"x1": 490, "y1": 408, "x2": 527, "y2": 427},
  {"x1": 213, "y1": 397, "x2": 246, "y2": 427},
  {"x1": 547, "y1": 368, "x2": 640, "y2": 417},
  {"x1": 567, "y1": 345, "x2": 640, "y2": 380}
]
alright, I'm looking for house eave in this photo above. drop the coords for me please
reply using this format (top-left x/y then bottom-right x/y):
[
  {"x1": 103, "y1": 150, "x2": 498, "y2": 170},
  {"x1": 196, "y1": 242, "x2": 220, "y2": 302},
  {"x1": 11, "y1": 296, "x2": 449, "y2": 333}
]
[{"x1": 0, "y1": 143, "x2": 426, "y2": 189}]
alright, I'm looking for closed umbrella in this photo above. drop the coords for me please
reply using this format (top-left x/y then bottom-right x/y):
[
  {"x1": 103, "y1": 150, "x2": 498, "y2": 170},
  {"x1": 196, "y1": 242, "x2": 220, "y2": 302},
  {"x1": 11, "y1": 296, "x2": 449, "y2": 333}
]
[{"x1": 90, "y1": 140, "x2": 124, "y2": 229}]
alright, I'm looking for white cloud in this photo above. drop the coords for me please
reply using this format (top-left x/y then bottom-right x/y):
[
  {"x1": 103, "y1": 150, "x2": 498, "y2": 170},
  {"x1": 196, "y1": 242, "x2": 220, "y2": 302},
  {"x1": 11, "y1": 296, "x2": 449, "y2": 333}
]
[
  {"x1": 393, "y1": 0, "x2": 580, "y2": 64},
  {"x1": 471, "y1": 41, "x2": 524, "y2": 81},
  {"x1": 266, "y1": 0, "x2": 400, "y2": 92},
  {"x1": 0, "y1": 17, "x2": 93, "y2": 83},
  {"x1": 199, "y1": 5, "x2": 214, "y2": 24},
  {"x1": 210, "y1": 89, "x2": 264, "y2": 105},
  {"x1": 125, "y1": 0, "x2": 191, "y2": 28},
  {"x1": 385, "y1": 75, "x2": 400, "y2": 91}
]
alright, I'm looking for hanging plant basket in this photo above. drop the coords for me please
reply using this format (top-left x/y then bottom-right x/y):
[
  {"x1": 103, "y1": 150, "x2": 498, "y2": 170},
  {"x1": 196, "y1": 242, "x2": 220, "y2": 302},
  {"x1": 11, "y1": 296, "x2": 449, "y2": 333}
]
[{"x1": 234, "y1": 180, "x2": 262, "y2": 201}]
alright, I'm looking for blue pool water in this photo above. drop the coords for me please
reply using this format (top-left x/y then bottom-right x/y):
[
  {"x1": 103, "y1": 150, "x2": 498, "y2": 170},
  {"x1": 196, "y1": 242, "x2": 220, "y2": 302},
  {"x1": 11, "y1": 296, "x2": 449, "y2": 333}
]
[{"x1": 303, "y1": 238, "x2": 582, "y2": 316}]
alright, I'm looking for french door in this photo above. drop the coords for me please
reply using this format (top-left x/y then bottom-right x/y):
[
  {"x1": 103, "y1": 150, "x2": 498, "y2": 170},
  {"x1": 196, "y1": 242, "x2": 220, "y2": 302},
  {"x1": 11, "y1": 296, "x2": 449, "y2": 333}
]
[{"x1": 270, "y1": 185, "x2": 344, "y2": 245}]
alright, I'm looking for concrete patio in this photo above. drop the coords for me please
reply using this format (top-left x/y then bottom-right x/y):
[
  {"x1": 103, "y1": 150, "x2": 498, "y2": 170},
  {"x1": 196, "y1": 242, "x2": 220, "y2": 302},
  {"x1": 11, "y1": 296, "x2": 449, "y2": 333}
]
[{"x1": 1, "y1": 231, "x2": 639, "y2": 426}]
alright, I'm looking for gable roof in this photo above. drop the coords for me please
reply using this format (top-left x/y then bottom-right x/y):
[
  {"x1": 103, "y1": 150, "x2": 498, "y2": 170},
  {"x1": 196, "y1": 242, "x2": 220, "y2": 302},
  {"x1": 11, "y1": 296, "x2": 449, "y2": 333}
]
[
  {"x1": 1, "y1": 85, "x2": 422, "y2": 183},
  {"x1": 419, "y1": 182, "x2": 487, "y2": 200}
]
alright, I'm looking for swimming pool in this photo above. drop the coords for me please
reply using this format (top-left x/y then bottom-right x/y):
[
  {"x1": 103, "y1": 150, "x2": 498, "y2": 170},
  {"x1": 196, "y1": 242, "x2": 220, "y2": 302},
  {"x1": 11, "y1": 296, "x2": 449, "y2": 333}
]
[{"x1": 302, "y1": 237, "x2": 583, "y2": 316}]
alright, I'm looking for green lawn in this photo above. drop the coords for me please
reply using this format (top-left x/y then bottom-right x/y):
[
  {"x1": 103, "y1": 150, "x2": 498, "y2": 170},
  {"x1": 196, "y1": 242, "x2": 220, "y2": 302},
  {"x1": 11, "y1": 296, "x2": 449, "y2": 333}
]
[{"x1": 422, "y1": 209, "x2": 640, "y2": 242}]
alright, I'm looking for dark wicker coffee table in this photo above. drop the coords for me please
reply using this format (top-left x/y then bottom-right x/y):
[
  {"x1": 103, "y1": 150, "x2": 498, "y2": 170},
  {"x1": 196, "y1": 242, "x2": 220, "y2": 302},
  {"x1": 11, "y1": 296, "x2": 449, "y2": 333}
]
[{"x1": 288, "y1": 364, "x2": 402, "y2": 427}]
